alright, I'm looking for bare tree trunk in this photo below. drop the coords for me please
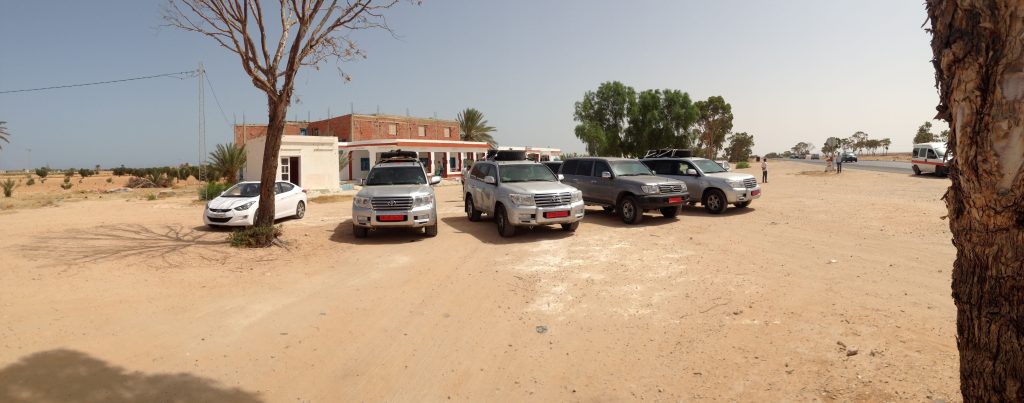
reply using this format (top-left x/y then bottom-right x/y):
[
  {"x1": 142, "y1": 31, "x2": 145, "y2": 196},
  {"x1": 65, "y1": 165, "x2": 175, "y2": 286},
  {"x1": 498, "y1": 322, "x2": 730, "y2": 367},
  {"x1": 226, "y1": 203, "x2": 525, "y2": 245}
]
[
  {"x1": 927, "y1": 1, "x2": 1024, "y2": 400},
  {"x1": 253, "y1": 98, "x2": 288, "y2": 231}
]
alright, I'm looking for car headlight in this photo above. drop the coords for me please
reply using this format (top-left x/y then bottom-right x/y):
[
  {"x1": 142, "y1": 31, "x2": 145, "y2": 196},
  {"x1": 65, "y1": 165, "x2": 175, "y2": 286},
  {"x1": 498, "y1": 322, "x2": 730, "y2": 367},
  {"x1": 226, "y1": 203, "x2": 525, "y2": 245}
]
[
  {"x1": 234, "y1": 201, "x2": 256, "y2": 211},
  {"x1": 727, "y1": 179, "x2": 745, "y2": 189},
  {"x1": 509, "y1": 193, "x2": 535, "y2": 206},
  {"x1": 354, "y1": 196, "x2": 372, "y2": 209},
  {"x1": 640, "y1": 185, "x2": 660, "y2": 194},
  {"x1": 570, "y1": 190, "x2": 583, "y2": 203},
  {"x1": 413, "y1": 194, "x2": 434, "y2": 207}
]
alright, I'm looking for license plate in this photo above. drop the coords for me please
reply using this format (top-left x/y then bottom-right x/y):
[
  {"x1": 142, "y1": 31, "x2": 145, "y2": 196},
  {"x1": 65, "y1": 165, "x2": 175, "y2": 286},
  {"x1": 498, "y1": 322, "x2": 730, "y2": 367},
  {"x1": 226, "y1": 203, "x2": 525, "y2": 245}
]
[
  {"x1": 377, "y1": 215, "x2": 406, "y2": 222},
  {"x1": 752, "y1": 189, "x2": 761, "y2": 196},
  {"x1": 208, "y1": 213, "x2": 225, "y2": 218},
  {"x1": 668, "y1": 197, "x2": 684, "y2": 204},
  {"x1": 544, "y1": 211, "x2": 570, "y2": 218}
]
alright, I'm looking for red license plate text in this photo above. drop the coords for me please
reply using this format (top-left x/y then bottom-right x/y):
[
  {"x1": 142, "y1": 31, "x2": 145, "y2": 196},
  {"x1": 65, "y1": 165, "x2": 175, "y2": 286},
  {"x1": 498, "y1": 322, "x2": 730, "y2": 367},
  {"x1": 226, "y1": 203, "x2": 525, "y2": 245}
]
[
  {"x1": 377, "y1": 215, "x2": 406, "y2": 222},
  {"x1": 544, "y1": 211, "x2": 570, "y2": 218},
  {"x1": 668, "y1": 197, "x2": 684, "y2": 204}
]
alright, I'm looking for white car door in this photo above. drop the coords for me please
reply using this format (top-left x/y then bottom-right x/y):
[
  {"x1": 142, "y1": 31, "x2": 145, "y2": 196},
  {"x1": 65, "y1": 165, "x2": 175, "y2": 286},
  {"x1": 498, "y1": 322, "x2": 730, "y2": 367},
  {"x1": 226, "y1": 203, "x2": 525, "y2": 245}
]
[{"x1": 274, "y1": 182, "x2": 290, "y2": 218}]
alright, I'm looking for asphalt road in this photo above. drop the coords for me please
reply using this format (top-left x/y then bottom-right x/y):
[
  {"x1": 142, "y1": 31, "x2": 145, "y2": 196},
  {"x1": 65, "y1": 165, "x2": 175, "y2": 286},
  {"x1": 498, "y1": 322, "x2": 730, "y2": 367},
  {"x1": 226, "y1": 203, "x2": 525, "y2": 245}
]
[{"x1": 777, "y1": 158, "x2": 918, "y2": 175}]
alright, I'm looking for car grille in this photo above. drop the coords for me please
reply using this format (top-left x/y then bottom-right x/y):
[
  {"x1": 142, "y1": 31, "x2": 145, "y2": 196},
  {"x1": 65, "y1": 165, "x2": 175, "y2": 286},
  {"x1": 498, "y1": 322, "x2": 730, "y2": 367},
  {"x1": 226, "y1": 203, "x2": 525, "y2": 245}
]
[
  {"x1": 371, "y1": 196, "x2": 413, "y2": 210},
  {"x1": 534, "y1": 192, "x2": 573, "y2": 207},
  {"x1": 658, "y1": 183, "x2": 684, "y2": 194},
  {"x1": 744, "y1": 178, "x2": 757, "y2": 188},
  {"x1": 209, "y1": 208, "x2": 231, "y2": 213},
  {"x1": 207, "y1": 216, "x2": 231, "y2": 223}
]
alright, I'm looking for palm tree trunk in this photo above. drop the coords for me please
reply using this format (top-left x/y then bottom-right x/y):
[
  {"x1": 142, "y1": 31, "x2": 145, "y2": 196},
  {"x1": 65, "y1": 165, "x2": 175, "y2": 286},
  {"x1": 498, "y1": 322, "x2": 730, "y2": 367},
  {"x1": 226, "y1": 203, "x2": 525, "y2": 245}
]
[{"x1": 927, "y1": 1, "x2": 1024, "y2": 400}]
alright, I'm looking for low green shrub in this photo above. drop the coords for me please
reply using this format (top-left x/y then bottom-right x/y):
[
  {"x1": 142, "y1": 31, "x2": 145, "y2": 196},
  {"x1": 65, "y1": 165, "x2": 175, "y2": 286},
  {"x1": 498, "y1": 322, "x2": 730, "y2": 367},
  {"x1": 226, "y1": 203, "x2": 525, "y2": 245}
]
[
  {"x1": 106, "y1": 177, "x2": 113, "y2": 183},
  {"x1": 60, "y1": 177, "x2": 73, "y2": 190},
  {"x1": 1, "y1": 179, "x2": 15, "y2": 197},
  {"x1": 229, "y1": 225, "x2": 282, "y2": 248},
  {"x1": 146, "y1": 193, "x2": 158, "y2": 201},
  {"x1": 736, "y1": 162, "x2": 751, "y2": 169},
  {"x1": 198, "y1": 181, "x2": 231, "y2": 201},
  {"x1": 26, "y1": 178, "x2": 35, "y2": 186}
]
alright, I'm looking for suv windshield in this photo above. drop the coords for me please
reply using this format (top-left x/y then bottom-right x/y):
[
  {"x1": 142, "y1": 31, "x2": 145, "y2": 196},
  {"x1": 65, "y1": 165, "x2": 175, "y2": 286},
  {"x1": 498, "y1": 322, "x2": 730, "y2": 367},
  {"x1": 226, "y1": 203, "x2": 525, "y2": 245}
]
[
  {"x1": 499, "y1": 164, "x2": 557, "y2": 183},
  {"x1": 222, "y1": 183, "x2": 260, "y2": 197},
  {"x1": 365, "y1": 166, "x2": 427, "y2": 186},
  {"x1": 693, "y1": 159, "x2": 726, "y2": 174},
  {"x1": 610, "y1": 160, "x2": 653, "y2": 176}
]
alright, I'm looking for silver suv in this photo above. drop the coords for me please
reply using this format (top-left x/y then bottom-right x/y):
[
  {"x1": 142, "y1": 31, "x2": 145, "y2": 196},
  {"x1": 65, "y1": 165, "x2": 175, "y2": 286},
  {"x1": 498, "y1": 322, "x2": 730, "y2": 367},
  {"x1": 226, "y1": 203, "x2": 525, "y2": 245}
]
[
  {"x1": 560, "y1": 157, "x2": 688, "y2": 224},
  {"x1": 642, "y1": 157, "x2": 760, "y2": 214},
  {"x1": 352, "y1": 152, "x2": 442, "y2": 238},
  {"x1": 463, "y1": 156, "x2": 584, "y2": 237}
]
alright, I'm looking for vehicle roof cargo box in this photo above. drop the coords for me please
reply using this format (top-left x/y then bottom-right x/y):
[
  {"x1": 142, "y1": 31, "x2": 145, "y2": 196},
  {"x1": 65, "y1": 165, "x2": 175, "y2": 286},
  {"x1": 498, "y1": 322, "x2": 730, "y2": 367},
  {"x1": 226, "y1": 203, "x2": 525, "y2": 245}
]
[
  {"x1": 380, "y1": 150, "x2": 419, "y2": 162},
  {"x1": 643, "y1": 149, "x2": 692, "y2": 158},
  {"x1": 486, "y1": 149, "x2": 528, "y2": 161}
]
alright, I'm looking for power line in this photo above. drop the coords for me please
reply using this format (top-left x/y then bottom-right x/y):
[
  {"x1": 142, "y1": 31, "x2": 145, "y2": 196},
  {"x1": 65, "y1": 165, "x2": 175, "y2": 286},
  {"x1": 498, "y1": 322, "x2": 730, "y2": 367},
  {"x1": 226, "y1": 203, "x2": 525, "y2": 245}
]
[
  {"x1": 0, "y1": 70, "x2": 197, "y2": 94},
  {"x1": 203, "y1": 71, "x2": 232, "y2": 127}
]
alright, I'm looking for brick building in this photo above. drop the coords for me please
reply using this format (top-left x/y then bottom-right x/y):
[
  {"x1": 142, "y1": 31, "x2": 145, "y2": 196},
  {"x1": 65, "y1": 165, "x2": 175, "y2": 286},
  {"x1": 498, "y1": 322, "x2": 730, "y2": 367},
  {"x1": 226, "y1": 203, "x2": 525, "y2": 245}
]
[
  {"x1": 233, "y1": 114, "x2": 460, "y2": 145},
  {"x1": 234, "y1": 121, "x2": 307, "y2": 145}
]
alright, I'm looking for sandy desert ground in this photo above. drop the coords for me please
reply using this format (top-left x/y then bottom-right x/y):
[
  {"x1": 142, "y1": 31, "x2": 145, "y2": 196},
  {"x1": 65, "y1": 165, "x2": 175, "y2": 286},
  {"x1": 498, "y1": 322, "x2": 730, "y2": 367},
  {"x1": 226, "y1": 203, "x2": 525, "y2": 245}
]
[{"x1": 0, "y1": 161, "x2": 958, "y2": 402}]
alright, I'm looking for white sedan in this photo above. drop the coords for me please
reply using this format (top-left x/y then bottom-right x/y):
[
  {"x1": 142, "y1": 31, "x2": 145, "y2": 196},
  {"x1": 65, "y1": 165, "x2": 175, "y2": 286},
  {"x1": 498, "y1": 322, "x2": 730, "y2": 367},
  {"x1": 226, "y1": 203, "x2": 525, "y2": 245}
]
[{"x1": 204, "y1": 181, "x2": 307, "y2": 227}]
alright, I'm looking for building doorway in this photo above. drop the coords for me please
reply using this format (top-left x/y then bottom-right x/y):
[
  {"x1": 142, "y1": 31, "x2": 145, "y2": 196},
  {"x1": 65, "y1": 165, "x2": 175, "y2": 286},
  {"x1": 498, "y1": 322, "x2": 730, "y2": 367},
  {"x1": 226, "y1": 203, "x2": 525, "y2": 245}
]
[{"x1": 280, "y1": 156, "x2": 301, "y2": 186}]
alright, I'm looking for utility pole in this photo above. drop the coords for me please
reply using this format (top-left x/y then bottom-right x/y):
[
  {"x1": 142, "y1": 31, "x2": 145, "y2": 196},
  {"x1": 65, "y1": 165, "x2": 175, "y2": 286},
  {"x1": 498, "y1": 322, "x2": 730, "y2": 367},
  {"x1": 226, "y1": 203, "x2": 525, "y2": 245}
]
[
  {"x1": 26, "y1": 148, "x2": 31, "y2": 171},
  {"x1": 198, "y1": 62, "x2": 206, "y2": 182}
]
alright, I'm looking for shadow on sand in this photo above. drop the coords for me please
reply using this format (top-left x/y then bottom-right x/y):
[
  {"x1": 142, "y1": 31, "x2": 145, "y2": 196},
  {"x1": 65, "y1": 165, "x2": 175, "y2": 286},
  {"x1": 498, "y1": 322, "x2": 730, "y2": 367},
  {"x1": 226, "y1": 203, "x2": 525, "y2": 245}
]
[
  {"x1": 0, "y1": 349, "x2": 262, "y2": 403},
  {"x1": 22, "y1": 224, "x2": 227, "y2": 266}
]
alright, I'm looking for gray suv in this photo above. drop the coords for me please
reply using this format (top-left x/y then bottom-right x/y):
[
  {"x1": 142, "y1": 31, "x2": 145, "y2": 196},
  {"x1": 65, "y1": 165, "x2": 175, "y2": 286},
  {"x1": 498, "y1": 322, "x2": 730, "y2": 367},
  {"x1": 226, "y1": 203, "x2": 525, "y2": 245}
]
[
  {"x1": 463, "y1": 158, "x2": 584, "y2": 237},
  {"x1": 352, "y1": 152, "x2": 442, "y2": 238},
  {"x1": 642, "y1": 157, "x2": 760, "y2": 214},
  {"x1": 560, "y1": 157, "x2": 688, "y2": 224}
]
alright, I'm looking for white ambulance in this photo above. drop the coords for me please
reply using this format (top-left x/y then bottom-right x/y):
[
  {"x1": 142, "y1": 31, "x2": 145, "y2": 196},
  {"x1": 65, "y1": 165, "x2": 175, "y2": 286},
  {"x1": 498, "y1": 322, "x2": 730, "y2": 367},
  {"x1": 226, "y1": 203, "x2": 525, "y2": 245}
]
[{"x1": 911, "y1": 142, "x2": 951, "y2": 176}]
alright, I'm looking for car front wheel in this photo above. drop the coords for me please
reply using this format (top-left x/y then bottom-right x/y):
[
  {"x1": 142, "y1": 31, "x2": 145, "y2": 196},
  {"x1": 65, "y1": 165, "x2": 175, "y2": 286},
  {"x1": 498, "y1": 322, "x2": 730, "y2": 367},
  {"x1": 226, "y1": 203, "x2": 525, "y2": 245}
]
[
  {"x1": 561, "y1": 221, "x2": 579, "y2": 232},
  {"x1": 619, "y1": 196, "x2": 643, "y2": 224},
  {"x1": 495, "y1": 205, "x2": 517, "y2": 237},
  {"x1": 660, "y1": 206, "x2": 680, "y2": 218},
  {"x1": 703, "y1": 190, "x2": 727, "y2": 214},
  {"x1": 353, "y1": 224, "x2": 368, "y2": 238}
]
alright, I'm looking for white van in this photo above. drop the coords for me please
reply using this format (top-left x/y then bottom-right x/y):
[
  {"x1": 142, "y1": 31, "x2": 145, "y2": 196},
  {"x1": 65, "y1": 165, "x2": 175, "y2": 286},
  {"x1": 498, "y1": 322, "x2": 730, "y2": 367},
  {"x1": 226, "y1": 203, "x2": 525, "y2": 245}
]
[{"x1": 911, "y1": 142, "x2": 951, "y2": 176}]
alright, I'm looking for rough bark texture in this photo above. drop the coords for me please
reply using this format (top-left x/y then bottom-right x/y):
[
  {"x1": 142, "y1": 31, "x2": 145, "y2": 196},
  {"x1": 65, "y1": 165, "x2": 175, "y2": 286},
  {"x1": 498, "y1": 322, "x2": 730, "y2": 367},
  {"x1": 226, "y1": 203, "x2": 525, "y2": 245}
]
[
  {"x1": 253, "y1": 99, "x2": 289, "y2": 231},
  {"x1": 927, "y1": 0, "x2": 1024, "y2": 400}
]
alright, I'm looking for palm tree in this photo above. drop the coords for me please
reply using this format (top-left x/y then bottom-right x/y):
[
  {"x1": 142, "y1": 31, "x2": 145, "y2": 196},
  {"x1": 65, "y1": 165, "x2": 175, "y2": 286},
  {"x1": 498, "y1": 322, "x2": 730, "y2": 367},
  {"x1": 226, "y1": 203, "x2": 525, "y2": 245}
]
[
  {"x1": 208, "y1": 143, "x2": 247, "y2": 184},
  {"x1": 928, "y1": 1, "x2": 1024, "y2": 399},
  {"x1": 457, "y1": 108, "x2": 497, "y2": 147},
  {"x1": 879, "y1": 138, "x2": 892, "y2": 156},
  {"x1": 0, "y1": 121, "x2": 10, "y2": 150}
]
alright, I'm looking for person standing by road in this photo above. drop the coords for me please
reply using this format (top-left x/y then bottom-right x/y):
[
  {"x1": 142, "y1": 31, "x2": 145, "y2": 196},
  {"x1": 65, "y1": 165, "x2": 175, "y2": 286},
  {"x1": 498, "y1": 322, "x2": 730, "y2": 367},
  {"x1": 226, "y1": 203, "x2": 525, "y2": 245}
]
[
  {"x1": 836, "y1": 155, "x2": 843, "y2": 173},
  {"x1": 761, "y1": 158, "x2": 768, "y2": 183}
]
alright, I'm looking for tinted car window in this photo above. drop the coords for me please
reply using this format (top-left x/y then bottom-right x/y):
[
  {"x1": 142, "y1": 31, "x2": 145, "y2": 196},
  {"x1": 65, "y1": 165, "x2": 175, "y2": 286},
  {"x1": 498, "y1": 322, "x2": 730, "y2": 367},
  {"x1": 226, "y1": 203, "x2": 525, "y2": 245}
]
[
  {"x1": 279, "y1": 182, "x2": 294, "y2": 193},
  {"x1": 481, "y1": 164, "x2": 495, "y2": 179},
  {"x1": 644, "y1": 160, "x2": 669, "y2": 175},
  {"x1": 470, "y1": 163, "x2": 485, "y2": 179},
  {"x1": 593, "y1": 160, "x2": 612, "y2": 177},
  {"x1": 561, "y1": 160, "x2": 578, "y2": 176},
  {"x1": 927, "y1": 149, "x2": 938, "y2": 159},
  {"x1": 577, "y1": 160, "x2": 594, "y2": 177},
  {"x1": 274, "y1": 183, "x2": 284, "y2": 194}
]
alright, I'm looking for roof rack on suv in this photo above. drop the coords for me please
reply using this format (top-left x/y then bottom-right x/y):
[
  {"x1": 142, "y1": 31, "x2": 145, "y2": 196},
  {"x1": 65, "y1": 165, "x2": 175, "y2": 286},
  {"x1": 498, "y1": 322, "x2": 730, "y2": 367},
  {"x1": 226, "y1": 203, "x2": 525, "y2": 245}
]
[
  {"x1": 643, "y1": 149, "x2": 693, "y2": 158},
  {"x1": 486, "y1": 149, "x2": 528, "y2": 161},
  {"x1": 379, "y1": 150, "x2": 420, "y2": 163}
]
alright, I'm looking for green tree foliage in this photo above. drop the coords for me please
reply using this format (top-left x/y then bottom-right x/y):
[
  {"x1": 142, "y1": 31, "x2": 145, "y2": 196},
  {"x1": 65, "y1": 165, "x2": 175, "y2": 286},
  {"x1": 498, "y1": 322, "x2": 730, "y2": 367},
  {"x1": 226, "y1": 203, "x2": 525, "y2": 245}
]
[
  {"x1": 78, "y1": 168, "x2": 94, "y2": 178},
  {"x1": 880, "y1": 138, "x2": 892, "y2": 155},
  {"x1": 573, "y1": 81, "x2": 636, "y2": 156},
  {"x1": 821, "y1": 137, "x2": 843, "y2": 157},
  {"x1": 914, "y1": 121, "x2": 936, "y2": 144},
  {"x1": 574, "y1": 82, "x2": 700, "y2": 157},
  {"x1": 694, "y1": 96, "x2": 734, "y2": 158},
  {"x1": 791, "y1": 142, "x2": 814, "y2": 156},
  {"x1": 0, "y1": 121, "x2": 9, "y2": 150},
  {"x1": 457, "y1": 108, "x2": 497, "y2": 147},
  {"x1": 34, "y1": 167, "x2": 49, "y2": 179},
  {"x1": 724, "y1": 132, "x2": 755, "y2": 162},
  {"x1": 209, "y1": 143, "x2": 247, "y2": 184},
  {"x1": 622, "y1": 89, "x2": 699, "y2": 157},
  {"x1": 847, "y1": 131, "x2": 869, "y2": 153},
  {"x1": 937, "y1": 129, "x2": 949, "y2": 142},
  {"x1": 60, "y1": 176, "x2": 72, "y2": 190}
]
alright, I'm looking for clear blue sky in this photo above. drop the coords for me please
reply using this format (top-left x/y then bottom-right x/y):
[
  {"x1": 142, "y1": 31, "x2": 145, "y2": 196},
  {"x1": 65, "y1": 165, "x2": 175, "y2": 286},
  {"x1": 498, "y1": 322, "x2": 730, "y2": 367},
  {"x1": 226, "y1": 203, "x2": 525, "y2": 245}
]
[{"x1": 0, "y1": 0, "x2": 945, "y2": 170}]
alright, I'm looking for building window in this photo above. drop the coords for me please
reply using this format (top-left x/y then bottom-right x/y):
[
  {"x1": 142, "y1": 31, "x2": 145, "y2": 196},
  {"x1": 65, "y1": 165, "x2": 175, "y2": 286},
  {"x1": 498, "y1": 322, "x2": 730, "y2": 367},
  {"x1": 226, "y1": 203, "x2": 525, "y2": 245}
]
[
  {"x1": 300, "y1": 128, "x2": 307, "y2": 136},
  {"x1": 449, "y1": 156, "x2": 457, "y2": 170},
  {"x1": 313, "y1": 128, "x2": 320, "y2": 136},
  {"x1": 443, "y1": 127, "x2": 451, "y2": 138},
  {"x1": 418, "y1": 126, "x2": 426, "y2": 137},
  {"x1": 388, "y1": 123, "x2": 397, "y2": 136},
  {"x1": 360, "y1": 158, "x2": 370, "y2": 171}
]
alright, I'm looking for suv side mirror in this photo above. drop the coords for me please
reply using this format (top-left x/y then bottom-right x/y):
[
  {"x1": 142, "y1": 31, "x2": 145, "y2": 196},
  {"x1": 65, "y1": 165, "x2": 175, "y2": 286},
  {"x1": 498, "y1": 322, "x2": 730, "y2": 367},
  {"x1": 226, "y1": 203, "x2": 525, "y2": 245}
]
[
  {"x1": 686, "y1": 169, "x2": 698, "y2": 176},
  {"x1": 484, "y1": 176, "x2": 496, "y2": 185},
  {"x1": 558, "y1": 174, "x2": 565, "y2": 181},
  {"x1": 430, "y1": 176, "x2": 442, "y2": 185},
  {"x1": 601, "y1": 171, "x2": 612, "y2": 179}
]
